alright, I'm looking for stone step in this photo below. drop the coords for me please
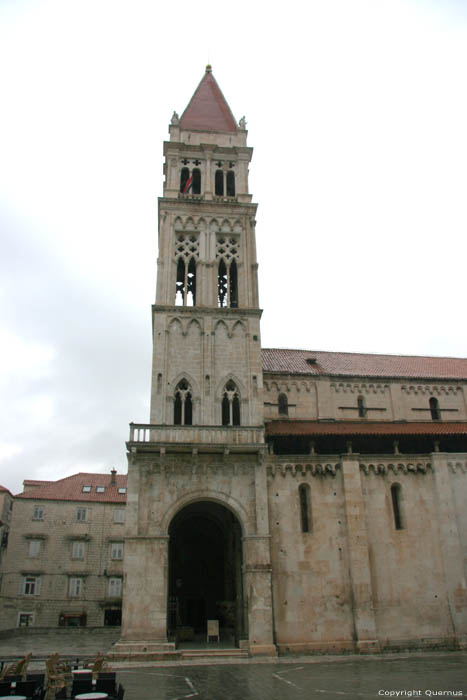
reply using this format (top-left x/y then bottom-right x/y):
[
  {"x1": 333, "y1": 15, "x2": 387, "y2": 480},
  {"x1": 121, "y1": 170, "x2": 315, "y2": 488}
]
[{"x1": 181, "y1": 649, "x2": 248, "y2": 659}]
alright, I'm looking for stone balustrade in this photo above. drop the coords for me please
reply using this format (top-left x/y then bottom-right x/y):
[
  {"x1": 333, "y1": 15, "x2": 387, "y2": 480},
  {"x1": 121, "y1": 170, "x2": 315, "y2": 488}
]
[{"x1": 128, "y1": 423, "x2": 265, "y2": 451}]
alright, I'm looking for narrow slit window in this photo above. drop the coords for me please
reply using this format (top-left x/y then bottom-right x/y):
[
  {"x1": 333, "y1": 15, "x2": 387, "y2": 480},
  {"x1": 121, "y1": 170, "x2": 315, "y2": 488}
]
[
  {"x1": 299, "y1": 484, "x2": 312, "y2": 533},
  {"x1": 226, "y1": 170, "x2": 235, "y2": 196},
  {"x1": 215, "y1": 169, "x2": 224, "y2": 196},
  {"x1": 176, "y1": 258, "x2": 185, "y2": 305},
  {"x1": 192, "y1": 168, "x2": 201, "y2": 194},
  {"x1": 429, "y1": 397, "x2": 441, "y2": 420},
  {"x1": 187, "y1": 257, "x2": 196, "y2": 306},
  {"x1": 229, "y1": 260, "x2": 238, "y2": 308},
  {"x1": 180, "y1": 167, "x2": 190, "y2": 193},
  {"x1": 357, "y1": 396, "x2": 367, "y2": 418},
  {"x1": 278, "y1": 393, "x2": 288, "y2": 416},
  {"x1": 391, "y1": 483, "x2": 404, "y2": 530},
  {"x1": 218, "y1": 259, "x2": 228, "y2": 307}
]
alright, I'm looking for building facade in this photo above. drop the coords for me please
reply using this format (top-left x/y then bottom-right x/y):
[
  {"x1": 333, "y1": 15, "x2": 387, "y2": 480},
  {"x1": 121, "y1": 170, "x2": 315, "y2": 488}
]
[
  {"x1": 116, "y1": 67, "x2": 467, "y2": 656},
  {"x1": 0, "y1": 472, "x2": 127, "y2": 629}
]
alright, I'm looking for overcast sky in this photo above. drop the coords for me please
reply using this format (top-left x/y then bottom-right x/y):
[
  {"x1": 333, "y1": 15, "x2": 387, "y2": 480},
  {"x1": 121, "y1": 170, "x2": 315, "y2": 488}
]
[{"x1": 1, "y1": 0, "x2": 466, "y2": 494}]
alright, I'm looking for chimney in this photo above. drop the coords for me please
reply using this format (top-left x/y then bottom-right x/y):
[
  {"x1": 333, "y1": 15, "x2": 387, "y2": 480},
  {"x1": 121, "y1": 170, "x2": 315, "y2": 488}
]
[{"x1": 110, "y1": 469, "x2": 117, "y2": 485}]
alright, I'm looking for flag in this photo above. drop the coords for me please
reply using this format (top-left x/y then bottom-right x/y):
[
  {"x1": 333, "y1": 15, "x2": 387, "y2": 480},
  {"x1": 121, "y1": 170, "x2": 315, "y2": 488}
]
[{"x1": 183, "y1": 175, "x2": 193, "y2": 194}]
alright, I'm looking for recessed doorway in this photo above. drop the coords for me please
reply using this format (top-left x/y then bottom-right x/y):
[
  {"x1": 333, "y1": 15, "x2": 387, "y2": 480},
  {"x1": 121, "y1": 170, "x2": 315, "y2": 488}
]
[{"x1": 168, "y1": 500, "x2": 244, "y2": 646}]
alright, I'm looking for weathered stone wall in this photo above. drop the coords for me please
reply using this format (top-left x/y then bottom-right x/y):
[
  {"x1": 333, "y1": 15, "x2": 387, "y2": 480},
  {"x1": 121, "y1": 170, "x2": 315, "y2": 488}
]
[{"x1": 0, "y1": 498, "x2": 125, "y2": 630}]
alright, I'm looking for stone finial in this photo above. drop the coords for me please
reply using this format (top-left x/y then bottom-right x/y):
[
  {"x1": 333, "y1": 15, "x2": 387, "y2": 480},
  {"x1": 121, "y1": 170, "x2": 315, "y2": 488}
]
[
  {"x1": 206, "y1": 64, "x2": 212, "y2": 73},
  {"x1": 239, "y1": 115, "x2": 247, "y2": 129},
  {"x1": 171, "y1": 111, "x2": 180, "y2": 125}
]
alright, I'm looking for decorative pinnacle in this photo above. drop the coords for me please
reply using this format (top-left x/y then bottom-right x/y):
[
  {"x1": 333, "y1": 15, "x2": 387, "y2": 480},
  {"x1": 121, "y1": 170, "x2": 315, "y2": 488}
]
[{"x1": 206, "y1": 64, "x2": 212, "y2": 73}]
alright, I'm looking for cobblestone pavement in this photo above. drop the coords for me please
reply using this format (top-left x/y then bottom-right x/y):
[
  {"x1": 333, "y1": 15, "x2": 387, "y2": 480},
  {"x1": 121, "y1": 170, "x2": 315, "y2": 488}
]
[{"x1": 118, "y1": 656, "x2": 467, "y2": 700}]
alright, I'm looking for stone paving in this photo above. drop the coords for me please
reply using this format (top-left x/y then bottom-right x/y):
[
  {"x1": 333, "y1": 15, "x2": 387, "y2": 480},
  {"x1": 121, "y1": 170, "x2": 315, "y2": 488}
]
[{"x1": 1, "y1": 630, "x2": 466, "y2": 699}]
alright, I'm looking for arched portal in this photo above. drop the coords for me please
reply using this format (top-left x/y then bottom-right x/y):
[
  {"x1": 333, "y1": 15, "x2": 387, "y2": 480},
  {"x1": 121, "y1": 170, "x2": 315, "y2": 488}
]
[{"x1": 168, "y1": 500, "x2": 245, "y2": 645}]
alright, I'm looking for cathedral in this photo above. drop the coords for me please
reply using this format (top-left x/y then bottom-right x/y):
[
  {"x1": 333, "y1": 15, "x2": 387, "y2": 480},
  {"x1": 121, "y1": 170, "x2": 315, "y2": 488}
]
[{"x1": 113, "y1": 66, "x2": 467, "y2": 658}]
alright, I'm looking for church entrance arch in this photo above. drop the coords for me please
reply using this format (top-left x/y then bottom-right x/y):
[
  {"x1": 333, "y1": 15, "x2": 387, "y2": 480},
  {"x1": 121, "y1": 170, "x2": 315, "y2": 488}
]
[{"x1": 168, "y1": 500, "x2": 245, "y2": 646}]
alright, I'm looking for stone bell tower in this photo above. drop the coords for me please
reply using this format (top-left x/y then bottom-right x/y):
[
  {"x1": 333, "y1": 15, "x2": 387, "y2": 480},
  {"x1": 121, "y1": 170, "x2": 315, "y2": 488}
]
[
  {"x1": 150, "y1": 64, "x2": 263, "y2": 428},
  {"x1": 118, "y1": 67, "x2": 276, "y2": 658}
]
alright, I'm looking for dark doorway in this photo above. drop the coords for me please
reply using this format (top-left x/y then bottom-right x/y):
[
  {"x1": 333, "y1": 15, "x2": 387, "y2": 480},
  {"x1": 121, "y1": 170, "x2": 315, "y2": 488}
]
[
  {"x1": 168, "y1": 501, "x2": 244, "y2": 645},
  {"x1": 104, "y1": 607, "x2": 122, "y2": 626}
]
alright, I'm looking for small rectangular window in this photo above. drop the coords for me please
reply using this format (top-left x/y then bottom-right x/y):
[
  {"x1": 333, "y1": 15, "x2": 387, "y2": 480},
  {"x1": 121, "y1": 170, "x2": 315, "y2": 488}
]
[
  {"x1": 82, "y1": 485, "x2": 91, "y2": 493},
  {"x1": 108, "y1": 577, "x2": 122, "y2": 597},
  {"x1": 22, "y1": 576, "x2": 40, "y2": 596},
  {"x1": 68, "y1": 577, "x2": 83, "y2": 597},
  {"x1": 32, "y1": 505, "x2": 44, "y2": 521},
  {"x1": 76, "y1": 508, "x2": 88, "y2": 522},
  {"x1": 71, "y1": 541, "x2": 85, "y2": 559},
  {"x1": 96, "y1": 486, "x2": 105, "y2": 493},
  {"x1": 118, "y1": 487, "x2": 126, "y2": 494},
  {"x1": 28, "y1": 540, "x2": 41, "y2": 558},
  {"x1": 110, "y1": 542, "x2": 124, "y2": 560},
  {"x1": 113, "y1": 509, "x2": 125, "y2": 523}
]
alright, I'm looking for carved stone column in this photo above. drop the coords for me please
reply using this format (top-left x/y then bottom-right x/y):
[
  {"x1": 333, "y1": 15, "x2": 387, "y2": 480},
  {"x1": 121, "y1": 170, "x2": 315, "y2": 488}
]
[{"x1": 243, "y1": 534, "x2": 276, "y2": 656}]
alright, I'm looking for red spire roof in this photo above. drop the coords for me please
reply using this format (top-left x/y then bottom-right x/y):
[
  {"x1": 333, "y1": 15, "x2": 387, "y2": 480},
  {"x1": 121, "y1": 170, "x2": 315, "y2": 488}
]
[{"x1": 179, "y1": 66, "x2": 238, "y2": 133}]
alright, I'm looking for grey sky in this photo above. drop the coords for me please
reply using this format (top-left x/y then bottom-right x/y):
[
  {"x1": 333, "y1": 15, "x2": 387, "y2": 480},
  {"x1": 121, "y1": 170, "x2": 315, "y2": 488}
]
[{"x1": 1, "y1": 0, "x2": 466, "y2": 494}]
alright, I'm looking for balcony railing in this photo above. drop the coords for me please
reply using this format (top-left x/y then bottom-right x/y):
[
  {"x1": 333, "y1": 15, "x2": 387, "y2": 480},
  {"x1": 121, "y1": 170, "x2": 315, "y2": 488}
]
[{"x1": 129, "y1": 423, "x2": 265, "y2": 449}]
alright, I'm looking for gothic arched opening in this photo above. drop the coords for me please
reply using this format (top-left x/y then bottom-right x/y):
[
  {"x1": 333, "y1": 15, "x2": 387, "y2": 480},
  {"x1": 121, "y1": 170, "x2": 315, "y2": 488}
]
[{"x1": 168, "y1": 501, "x2": 244, "y2": 646}]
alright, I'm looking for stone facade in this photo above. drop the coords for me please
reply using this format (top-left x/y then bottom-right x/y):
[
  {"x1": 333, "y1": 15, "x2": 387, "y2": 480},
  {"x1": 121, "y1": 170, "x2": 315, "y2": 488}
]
[
  {"x1": 117, "y1": 67, "x2": 467, "y2": 657},
  {"x1": 0, "y1": 472, "x2": 127, "y2": 630}
]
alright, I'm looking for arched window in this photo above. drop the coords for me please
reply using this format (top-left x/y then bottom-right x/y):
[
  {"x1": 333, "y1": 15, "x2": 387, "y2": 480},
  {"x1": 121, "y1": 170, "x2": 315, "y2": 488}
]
[
  {"x1": 299, "y1": 484, "x2": 312, "y2": 533},
  {"x1": 180, "y1": 167, "x2": 190, "y2": 193},
  {"x1": 222, "y1": 380, "x2": 240, "y2": 426},
  {"x1": 429, "y1": 397, "x2": 441, "y2": 421},
  {"x1": 215, "y1": 170, "x2": 224, "y2": 196},
  {"x1": 226, "y1": 170, "x2": 235, "y2": 197},
  {"x1": 175, "y1": 257, "x2": 196, "y2": 306},
  {"x1": 278, "y1": 393, "x2": 288, "y2": 416},
  {"x1": 357, "y1": 396, "x2": 367, "y2": 418},
  {"x1": 218, "y1": 259, "x2": 237, "y2": 308},
  {"x1": 174, "y1": 380, "x2": 192, "y2": 426},
  {"x1": 192, "y1": 168, "x2": 201, "y2": 195},
  {"x1": 391, "y1": 483, "x2": 404, "y2": 530}
]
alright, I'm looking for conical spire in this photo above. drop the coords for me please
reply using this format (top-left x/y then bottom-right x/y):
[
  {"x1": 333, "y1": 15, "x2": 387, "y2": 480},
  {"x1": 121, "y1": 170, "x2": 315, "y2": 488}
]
[{"x1": 179, "y1": 66, "x2": 238, "y2": 133}]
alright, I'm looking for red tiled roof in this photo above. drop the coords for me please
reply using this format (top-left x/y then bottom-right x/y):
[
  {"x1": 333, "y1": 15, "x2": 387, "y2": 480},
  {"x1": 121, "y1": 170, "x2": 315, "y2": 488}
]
[
  {"x1": 262, "y1": 348, "x2": 467, "y2": 380},
  {"x1": 179, "y1": 66, "x2": 238, "y2": 133},
  {"x1": 16, "y1": 472, "x2": 128, "y2": 503},
  {"x1": 0, "y1": 485, "x2": 13, "y2": 496},
  {"x1": 266, "y1": 420, "x2": 467, "y2": 438}
]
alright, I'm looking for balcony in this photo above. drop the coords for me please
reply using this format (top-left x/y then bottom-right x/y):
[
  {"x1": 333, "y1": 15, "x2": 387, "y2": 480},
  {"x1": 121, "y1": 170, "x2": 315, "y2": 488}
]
[{"x1": 128, "y1": 423, "x2": 265, "y2": 454}]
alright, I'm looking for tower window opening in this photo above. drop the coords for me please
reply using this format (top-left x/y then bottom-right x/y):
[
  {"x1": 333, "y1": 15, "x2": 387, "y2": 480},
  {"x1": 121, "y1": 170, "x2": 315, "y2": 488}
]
[
  {"x1": 299, "y1": 483, "x2": 312, "y2": 533},
  {"x1": 429, "y1": 397, "x2": 441, "y2": 421},
  {"x1": 218, "y1": 259, "x2": 237, "y2": 308},
  {"x1": 175, "y1": 257, "x2": 197, "y2": 306},
  {"x1": 222, "y1": 380, "x2": 240, "y2": 426},
  {"x1": 180, "y1": 167, "x2": 190, "y2": 193},
  {"x1": 391, "y1": 483, "x2": 404, "y2": 530},
  {"x1": 174, "y1": 379, "x2": 193, "y2": 426},
  {"x1": 226, "y1": 170, "x2": 235, "y2": 196},
  {"x1": 218, "y1": 259, "x2": 228, "y2": 307},
  {"x1": 215, "y1": 169, "x2": 224, "y2": 196},
  {"x1": 229, "y1": 260, "x2": 238, "y2": 308},
  {"x1": 192, "y1": 168, "x2": 201, "y2": 195},
  {"x1": 278, "y1": 393, "x2": 288, "y2": 416},
  {"x1": 357, "y1": 396, "x2": 367, "y2": 418}
]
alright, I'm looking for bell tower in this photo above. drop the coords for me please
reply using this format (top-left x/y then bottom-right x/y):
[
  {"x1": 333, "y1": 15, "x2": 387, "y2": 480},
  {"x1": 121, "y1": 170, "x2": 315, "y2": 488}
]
[
  {"x1": 119, "y1": 67, "x2": 276, "y2": 659},
  {"x1": 150, "y1": 65, "x2": 263, "y2": 429}
]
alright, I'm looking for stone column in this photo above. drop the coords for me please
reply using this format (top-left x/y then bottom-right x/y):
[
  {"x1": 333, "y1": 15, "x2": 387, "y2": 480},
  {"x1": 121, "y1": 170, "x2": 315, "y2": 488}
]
[
  {"x1": 431, "y1": 452, "x2": 467, "y2": 647},
  {"x1": 341, "y1": 455, "x2": 380, "y2": 653},
  {"x1": 243, "y1": 535, "x2": 276, "y2": 656},
  {"x1": 118, "y1": 535, "x2": 174, "y2": 650}
]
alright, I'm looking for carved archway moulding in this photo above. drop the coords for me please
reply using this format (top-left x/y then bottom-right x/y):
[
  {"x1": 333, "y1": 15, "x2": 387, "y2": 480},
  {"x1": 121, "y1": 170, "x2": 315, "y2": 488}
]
[{"x1": 161, "y1": 489, "x2": 251, "y2": 537}]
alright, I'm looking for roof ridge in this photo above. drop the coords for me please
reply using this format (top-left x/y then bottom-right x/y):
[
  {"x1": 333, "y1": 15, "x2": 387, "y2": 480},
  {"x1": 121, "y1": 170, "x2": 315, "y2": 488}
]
[{"x1": 262, "y1": 347, "x2": 467, "y2": 361}]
